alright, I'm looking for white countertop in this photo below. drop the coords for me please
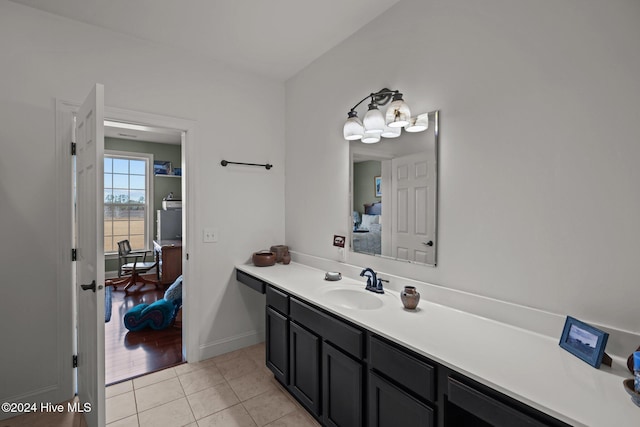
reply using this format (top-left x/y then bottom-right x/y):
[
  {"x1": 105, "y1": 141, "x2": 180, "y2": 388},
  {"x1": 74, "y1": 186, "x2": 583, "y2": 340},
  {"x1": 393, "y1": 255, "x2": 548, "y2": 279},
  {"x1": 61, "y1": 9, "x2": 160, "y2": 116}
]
[{"x1": 236, "y1": 262, "x2": 638, "y2": 427}]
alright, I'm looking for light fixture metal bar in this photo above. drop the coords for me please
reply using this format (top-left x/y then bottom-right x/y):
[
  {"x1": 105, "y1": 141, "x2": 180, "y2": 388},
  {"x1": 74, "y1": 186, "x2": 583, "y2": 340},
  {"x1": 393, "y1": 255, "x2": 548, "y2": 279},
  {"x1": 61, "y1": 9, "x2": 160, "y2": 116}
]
[{"x1": 348, "y1": 88, "x2": 398, "y2": 113}]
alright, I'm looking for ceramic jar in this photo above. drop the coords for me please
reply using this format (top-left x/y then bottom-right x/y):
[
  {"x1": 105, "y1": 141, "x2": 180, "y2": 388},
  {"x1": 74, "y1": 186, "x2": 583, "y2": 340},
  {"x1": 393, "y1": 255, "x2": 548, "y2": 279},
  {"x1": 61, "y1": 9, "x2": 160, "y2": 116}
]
[
  {"x1": 252, "y1": 251, "x2": 276, "y2": 267},
  {"x1": 270, "y1": 245, "x2": 289, "y2": 263},
  {"x1": 401, "y1": 286, "x2": 420, "y2": 310}
]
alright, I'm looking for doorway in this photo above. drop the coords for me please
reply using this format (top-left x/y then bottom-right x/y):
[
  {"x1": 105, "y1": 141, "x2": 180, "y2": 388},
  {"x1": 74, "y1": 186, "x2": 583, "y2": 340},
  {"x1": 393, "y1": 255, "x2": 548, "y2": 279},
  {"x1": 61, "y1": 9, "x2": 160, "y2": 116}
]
[
  {"x1": 56, "y1": 95, "x2": 197, "y2": 425},
  {"x1": 103, "y1": 121, "x2": 185, "y2": 385}
]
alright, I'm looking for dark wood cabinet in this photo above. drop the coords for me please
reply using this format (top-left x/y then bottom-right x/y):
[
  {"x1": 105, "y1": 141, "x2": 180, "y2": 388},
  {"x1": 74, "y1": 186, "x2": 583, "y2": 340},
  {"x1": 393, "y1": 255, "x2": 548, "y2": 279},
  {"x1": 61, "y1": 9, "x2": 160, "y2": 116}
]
[
  {"x1": 237, "y1": 269, "x2": 266, "y2": 293},
  {"x1": 445, "y1": 374, "x2": 570, "y2": 427},
  {"x1": 265, "y1": 285, "x2": 290, "y2": 385},
  {"x1": 289, "y1": 321, "x2": 322, "y2": 416},
  {"x1": 323, "y1": 342, "x2": 363, "y2": 427},
  {"x1": 239, "y1": 270, "x2": 570, "y2": 427},
  {"x1": 265, "y1": 306, "x2": 288, "y2": 385},
  {"x1": 369, "y1": 372, "x2": 434, "y2": 427},
  {"x1": 290, "y1": 297, "x2": 364, "y2": 359},
  {"x1": 369, "y1": 335, "x2": 436, "y2": 403}
]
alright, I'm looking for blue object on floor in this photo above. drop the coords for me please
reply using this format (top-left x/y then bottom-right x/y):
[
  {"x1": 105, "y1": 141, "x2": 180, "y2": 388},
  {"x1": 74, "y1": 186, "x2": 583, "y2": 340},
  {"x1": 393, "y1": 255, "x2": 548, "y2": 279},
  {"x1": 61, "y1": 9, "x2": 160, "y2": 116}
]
[
  {"x1": 123, "y1": 299, "x2": 176, "y2": 331},
  {"x1": 105, "y1": 285, "x2": 112, "y2": 323},
  {"x1": 123, "y1": 275, "x2": 183, "y2": 331}
]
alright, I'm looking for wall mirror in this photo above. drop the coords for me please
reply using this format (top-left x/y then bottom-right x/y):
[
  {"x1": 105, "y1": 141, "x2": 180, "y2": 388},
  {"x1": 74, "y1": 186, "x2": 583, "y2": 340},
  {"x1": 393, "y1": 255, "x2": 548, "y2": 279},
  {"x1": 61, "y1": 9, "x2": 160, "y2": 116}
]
[{"x1": 349, "y1": 110, "x2": 438, "y2": 266}]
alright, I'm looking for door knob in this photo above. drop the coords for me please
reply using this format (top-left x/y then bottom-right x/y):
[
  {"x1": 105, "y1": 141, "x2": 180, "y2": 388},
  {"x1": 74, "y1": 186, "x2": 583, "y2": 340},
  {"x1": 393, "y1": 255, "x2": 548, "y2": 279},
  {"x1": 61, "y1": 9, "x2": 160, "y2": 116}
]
[
  {"x1": 423, "y1": 241, "x2": 433, "y2": 247},
  {"x1": 81, "y1": 280, "x2": 96, "y2": 292}
]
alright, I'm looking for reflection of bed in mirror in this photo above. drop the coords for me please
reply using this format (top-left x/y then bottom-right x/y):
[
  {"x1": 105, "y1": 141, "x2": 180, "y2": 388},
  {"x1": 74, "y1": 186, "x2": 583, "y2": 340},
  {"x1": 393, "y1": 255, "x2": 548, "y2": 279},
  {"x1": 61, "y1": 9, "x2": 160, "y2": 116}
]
[{"x1": 353, "y1": 202, "x2": 382, "y2": 254}]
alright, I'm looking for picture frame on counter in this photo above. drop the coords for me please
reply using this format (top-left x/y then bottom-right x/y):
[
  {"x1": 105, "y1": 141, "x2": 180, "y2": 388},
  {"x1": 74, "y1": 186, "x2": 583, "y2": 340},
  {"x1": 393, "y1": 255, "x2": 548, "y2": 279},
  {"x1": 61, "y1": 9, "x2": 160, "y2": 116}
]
[{"x1": 559, "y1": 316, "x2": 611, "y2": 368}]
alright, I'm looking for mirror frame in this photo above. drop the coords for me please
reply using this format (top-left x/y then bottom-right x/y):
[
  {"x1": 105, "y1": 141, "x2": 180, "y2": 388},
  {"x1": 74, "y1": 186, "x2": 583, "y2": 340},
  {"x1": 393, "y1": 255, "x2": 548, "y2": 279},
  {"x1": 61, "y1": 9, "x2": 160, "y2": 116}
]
[{"x1": 348, "y1": 110, "x2": 439, "y2": 267}]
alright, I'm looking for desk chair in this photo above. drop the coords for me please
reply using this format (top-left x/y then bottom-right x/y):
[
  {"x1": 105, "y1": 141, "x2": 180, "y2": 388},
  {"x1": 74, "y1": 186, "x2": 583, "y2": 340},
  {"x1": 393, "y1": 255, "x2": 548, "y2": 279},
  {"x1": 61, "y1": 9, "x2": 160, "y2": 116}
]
[{"x1": 107, "y1": 239, "x2": 159, "y2": 292}]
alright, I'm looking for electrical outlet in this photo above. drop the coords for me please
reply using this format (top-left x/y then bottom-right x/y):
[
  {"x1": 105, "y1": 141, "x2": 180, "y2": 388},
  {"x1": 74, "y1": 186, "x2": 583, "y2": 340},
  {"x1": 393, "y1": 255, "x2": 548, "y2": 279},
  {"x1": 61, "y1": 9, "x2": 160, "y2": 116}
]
[{"x1": 203, "y1": 227, "x2": 218, "y2": 243}]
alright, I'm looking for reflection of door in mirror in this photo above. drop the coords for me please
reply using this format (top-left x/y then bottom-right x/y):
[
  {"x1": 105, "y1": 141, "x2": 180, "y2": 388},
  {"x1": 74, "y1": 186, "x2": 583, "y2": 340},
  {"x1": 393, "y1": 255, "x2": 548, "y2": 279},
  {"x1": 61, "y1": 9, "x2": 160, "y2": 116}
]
[
  {"x1": 350, "y1": 110, "x2": 438, "y2": 266},
  {"x1": 391, "y1": 152, "x2": 435, "y2": 265}
]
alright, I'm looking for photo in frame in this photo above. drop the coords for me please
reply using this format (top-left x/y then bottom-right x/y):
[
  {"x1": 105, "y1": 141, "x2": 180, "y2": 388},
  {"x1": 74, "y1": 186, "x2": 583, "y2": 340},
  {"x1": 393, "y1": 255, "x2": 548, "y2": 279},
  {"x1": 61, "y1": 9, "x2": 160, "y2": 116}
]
[
  {"x1": 154, "y1": 160, "x2": 172, "y2": 175},
  {"x1": 559, "y1": 316, "x2": 610, "y2": 368},
  {"x1": 374, "y1": 176, "x2": 381, "y2": 197}
]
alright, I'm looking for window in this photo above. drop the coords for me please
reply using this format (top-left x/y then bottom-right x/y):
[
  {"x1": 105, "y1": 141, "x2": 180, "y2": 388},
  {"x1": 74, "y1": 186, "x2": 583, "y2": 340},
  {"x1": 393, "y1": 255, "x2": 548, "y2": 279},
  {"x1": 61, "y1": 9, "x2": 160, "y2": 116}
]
[{"x1": 104, "y1": 152, "x2": 153, "y2": 254}]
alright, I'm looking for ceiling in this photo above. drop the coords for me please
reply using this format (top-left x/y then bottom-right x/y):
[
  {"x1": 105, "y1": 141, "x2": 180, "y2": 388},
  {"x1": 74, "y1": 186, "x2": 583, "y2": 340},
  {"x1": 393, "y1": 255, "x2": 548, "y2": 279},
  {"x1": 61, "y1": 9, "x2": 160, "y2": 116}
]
[
  {"x1": 104, "y1": 121, "x2": 183, "y2": 145},
  {"x1": 9, "y1": 0, "x2": 400, "y2": 81}
]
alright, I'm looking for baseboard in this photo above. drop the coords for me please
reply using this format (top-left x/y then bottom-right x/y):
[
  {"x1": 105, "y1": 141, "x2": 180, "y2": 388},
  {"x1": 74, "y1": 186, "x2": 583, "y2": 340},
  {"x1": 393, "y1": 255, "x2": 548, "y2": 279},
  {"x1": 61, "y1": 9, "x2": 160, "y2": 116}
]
[
  {"x1": 198, "y1": 330, "x2": 265, "y2": 361},
  {"x1": 0, "y1": 384, "x2": 69, "y2": 421}
]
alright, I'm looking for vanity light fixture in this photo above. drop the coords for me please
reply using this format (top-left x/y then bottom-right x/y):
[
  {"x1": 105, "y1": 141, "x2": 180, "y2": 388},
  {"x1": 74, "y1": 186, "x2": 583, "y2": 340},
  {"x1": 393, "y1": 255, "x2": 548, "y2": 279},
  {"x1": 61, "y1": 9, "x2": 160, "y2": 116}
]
[
  {"x1": 405, "y1": 113, "x2": 429, "y2": 133},
  {"x1": 381, "y1": 124, "x2": 401, "y2": 138},
  {"x1": 343, "y1": 88, "x2": 426, "y2": 142},
  {"x1": 362, "y1": 102, "x2": 386, "y2": 134},
  {"x1": 361, "y1": 130, "x2": 381, "y2": 144}
]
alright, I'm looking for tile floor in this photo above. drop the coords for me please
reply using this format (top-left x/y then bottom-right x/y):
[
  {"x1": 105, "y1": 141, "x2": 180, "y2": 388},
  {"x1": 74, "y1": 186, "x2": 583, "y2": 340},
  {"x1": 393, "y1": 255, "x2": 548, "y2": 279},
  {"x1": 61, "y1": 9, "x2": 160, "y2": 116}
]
[{"x1": 106, "y1": 342, "x2": 320, "y2": 427}]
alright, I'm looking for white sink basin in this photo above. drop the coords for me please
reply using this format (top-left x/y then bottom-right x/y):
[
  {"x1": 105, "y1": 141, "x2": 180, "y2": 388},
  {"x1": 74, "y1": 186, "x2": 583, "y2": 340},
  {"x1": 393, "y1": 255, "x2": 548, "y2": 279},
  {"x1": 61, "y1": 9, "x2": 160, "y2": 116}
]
[{"x1": 321, "y1": 288, "x2": 384, "y2": 310}]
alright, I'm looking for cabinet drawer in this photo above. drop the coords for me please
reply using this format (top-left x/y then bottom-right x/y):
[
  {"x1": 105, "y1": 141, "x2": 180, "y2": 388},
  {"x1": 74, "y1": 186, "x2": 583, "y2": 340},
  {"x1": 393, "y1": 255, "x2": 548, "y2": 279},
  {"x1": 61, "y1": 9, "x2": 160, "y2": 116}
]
[
  {"x1": 369, "y1": 335, "x2": 436, "y2": 402},
  {"x1": 448, "y1": 376, "x2": 549, "y2": 427},
  {"x1": 290, "y1": 298, "x2": 364, "y2": 359},
  {"x1": 236, "y1": 270, "x2": 266, "y2": 294},
  {"x1": 266, "y1": 285, "x2": 289, "y2": 315}
]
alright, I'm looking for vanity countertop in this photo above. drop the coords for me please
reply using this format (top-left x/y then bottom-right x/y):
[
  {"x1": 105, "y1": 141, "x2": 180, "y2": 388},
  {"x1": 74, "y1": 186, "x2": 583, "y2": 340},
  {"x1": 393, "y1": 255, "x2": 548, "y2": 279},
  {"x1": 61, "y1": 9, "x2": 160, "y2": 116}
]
[{"x1": 236, "y1": 262, "x2": 638, "y2": 427}]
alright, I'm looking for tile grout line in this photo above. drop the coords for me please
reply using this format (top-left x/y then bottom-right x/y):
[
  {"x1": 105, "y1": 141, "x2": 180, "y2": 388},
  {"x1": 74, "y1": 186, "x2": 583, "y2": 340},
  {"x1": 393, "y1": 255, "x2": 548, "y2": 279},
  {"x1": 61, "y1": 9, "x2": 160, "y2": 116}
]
[
  {"x1": 132, "y1": 385, "x2": 140, "y2": 427},
  {"x1": 178, "y1": 369, "x2": 199, "y2": 425},
  {"x1": 108, "y1": 344, "x2": 287, "y2": 427}
]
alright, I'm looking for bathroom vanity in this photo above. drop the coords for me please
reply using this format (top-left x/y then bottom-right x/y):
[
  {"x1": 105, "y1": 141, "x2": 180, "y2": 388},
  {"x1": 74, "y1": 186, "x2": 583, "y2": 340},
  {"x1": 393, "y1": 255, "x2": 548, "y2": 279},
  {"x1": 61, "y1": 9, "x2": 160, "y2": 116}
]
[{"x1": 236, "y1": 263, "x2": 637, "y2": 427}]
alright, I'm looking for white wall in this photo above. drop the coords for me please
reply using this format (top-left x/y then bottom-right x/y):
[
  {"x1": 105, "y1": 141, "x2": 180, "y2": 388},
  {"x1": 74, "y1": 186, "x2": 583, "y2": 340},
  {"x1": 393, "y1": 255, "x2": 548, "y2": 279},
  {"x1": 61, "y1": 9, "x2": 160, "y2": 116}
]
[
  {"x1": 0, "y1": 0, "x2": 283, "y2": 406},
  {"x1": 285, "y1": 0, "x2": 640, "y2": 334}
]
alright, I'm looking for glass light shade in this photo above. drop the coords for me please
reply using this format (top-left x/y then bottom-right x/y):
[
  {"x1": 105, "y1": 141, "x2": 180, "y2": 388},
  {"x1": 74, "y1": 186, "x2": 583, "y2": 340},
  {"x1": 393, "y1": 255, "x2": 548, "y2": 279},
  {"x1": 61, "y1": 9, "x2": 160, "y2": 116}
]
[
  {"x1": 385, "y1": 98, "x2": 411, "y2": 128},
  {"x1": 361, "y1": 130, "x2": 381, "y2": 144},
  {"x1": 405, "y1": 113, "x2": 429, "y2": 133},
  {"x1": 381, "y1": 124, "x2": 401, "y2": 138},
  {"x1": 363, "y1": 106, "x2": 385, "y2": 134},
  {"x1": 343, "y1": 115, "x2": 364, "y2": 140}
]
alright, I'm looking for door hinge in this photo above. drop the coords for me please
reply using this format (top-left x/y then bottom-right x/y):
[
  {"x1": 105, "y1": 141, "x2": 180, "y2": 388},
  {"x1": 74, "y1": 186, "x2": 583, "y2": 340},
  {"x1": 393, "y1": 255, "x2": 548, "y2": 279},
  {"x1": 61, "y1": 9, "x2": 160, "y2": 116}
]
[
  {"x1": 71, "y1": 248, "x2": 77, "y2": 261},
  {"x1": 72, "y1": 355, "x2": 78, "y2": 368},
  {"x1": 71, "y1": 142, "x2": 76, "y2": 156}
]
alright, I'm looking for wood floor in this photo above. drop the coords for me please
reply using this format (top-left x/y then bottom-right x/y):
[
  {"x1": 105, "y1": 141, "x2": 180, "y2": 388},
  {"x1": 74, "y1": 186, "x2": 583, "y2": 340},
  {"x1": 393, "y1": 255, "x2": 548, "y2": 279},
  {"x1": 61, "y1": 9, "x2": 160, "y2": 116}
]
[{"x1": 105, "y1": 280, "x2": 184, "y2": 385}]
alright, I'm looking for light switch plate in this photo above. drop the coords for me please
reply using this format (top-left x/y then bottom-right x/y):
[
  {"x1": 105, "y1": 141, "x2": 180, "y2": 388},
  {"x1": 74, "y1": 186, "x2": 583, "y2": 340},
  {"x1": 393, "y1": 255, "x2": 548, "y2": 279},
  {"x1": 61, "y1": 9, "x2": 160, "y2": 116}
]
[{"x1": 203, "y1": 227, "x2": 218, "y2": 243}]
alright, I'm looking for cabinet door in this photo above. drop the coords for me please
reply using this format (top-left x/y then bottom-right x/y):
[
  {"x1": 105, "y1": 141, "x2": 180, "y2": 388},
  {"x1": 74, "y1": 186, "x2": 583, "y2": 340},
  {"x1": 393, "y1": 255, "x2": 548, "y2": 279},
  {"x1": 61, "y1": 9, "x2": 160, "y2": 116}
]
[
  {"x1": 290, "y1": 321, "x2": 321, "y2": 416},
  {"x1": 323, "y1": 342, "x2": 363, "y2": 427},
  {"x1": 266, "y1": 307, "x2": 288, "y2": 384},
  {"x1": 369, "y1": 372, "x2": 434, "y2": 427}
]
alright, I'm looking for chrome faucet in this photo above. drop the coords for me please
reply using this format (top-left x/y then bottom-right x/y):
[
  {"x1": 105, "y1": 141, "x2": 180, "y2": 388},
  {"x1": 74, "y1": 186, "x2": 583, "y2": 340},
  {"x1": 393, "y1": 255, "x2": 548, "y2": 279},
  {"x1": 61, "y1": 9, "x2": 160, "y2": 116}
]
[{"x1": 360, "y1": 268, "x2": 385, "y2": 293}]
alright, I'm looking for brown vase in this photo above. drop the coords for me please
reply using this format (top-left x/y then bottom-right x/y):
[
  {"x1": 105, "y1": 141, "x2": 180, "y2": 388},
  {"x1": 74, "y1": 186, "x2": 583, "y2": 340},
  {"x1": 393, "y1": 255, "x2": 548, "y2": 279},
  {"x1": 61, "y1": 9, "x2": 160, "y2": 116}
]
[
  {"x1": 281, "y1": 253, "x2": 291, "y2": 265},
  {"x1": 252, "y1": 251, "x2": 276, "y2": 267},
  {"x1": 270, "y1": 245, "x2": 289, "y2": 263},
  {"x1": 401, "y1": 286, "x2": 420, "y2": 310}
]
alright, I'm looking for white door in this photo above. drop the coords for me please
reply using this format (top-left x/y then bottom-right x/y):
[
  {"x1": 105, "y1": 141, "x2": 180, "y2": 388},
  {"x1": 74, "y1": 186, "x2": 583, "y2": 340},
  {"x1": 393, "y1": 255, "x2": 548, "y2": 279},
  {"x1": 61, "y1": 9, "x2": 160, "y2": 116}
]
[
  {"x1": 391, "y1": 151, "x2": 436, "y2": 264},
  {"x1": 75, "y1": 84, "x2": 105, "y2": 427}
]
